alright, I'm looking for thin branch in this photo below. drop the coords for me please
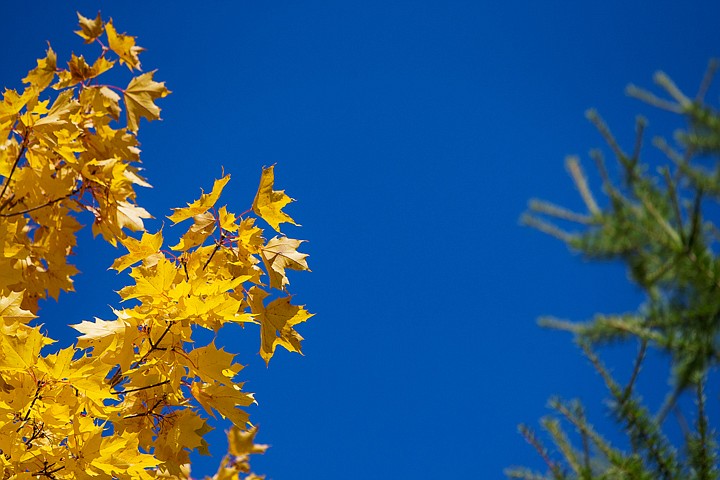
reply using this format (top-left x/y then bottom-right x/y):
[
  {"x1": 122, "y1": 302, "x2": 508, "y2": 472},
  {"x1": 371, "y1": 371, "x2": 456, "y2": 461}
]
[
  {"x1": 663, "y1": 167, "x2": 686, "y2": 245},
  {"x1": 521, "y1": 215, "x2": 575, "y2": 243},
  {"x1": 111, "y1": 379, "x2": 170, "y2": 396},
  {"x1": 518, "y1": 424, "x2": 566, "y2": 479},
  {"x1": 629, "y1": 116, "x2": 647, "y2": 168},
  {"x1": 0, "y1": 133, "x2": 29, "y2": 208},
  {"x1": 687, "y1": 189, "x2": 703, "y2": 251},
  {"x1": 696, "y1": 58, "x2": 719, "y2": 103},
  {"x1": 0, "y1": 187, "x2": 80, "y2": 218},
  {"x1": 565, "y1": 156, "x2": 600, "y2": 215},
  {"x1": 203, "y1": 243, "x2": 222, "y2": 271},
  {"x1": 585, "y1": 110, "x2": 628, "y2": 167},
  {"x1": 621, "y1": 339, "x2": 647, "y2": 402},
  {"x1": 673, "y1": 405, "x2": 691, "y2": 440},
  {"x1": 626, "y1": 84, "x2": 683, "y2": 113},
  {"x1": 138, "y1": 322, "x2": 173, "y2": 365},
  {"x1": 654, "y1": 71, "x2": 692, "y2": 109},
  {"x1": 694, "y1": 379, "x2": 713, "y2": 480},
  {"x1": 528, "y1": 199, "x2": 594, "y2": 224}
]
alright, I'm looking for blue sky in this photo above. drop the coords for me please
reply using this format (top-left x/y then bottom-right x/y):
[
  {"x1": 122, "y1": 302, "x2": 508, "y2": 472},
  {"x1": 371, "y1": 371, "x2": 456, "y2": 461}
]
[{"x1": 2, "y1": 1, "x2": 719, "y2": 478}]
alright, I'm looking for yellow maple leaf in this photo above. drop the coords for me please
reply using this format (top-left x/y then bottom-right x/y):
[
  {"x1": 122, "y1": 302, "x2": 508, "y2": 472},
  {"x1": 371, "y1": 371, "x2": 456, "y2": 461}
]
[
  {"x1": 119, "y1": 256, "x2": 180, "y2": 301},
  {"x1": 80, "y1": 85, "x2": 122, "y2": 121},
  {"x1": 124, "y1": 71, "x2": 170, "y2": 133},
  {"x1": 54, "y1": 54, "x2": 114, "y2": 89},
  {"x1": 248, "y1": 287, "x2": 312, "y2": 365},
  {"x1": 167, "y1": 175, "x2": 230, "y2": 224},
  {"x1": 236, "y1": 218, "x2": 264, "y2": 255},
  {"x1": 105, "y1": 19, "x2": 144, "y2": 70},
  {"x1": 75, "y1": 12, "x2": 103, "y2": 43},
  {"x1": 117, "y1": 200, "x2": 153, "y2": 231},
  {"x1": 228, "y1": 425, "x2": 268, "y2": 457},
  {"x1": 260, "y1": 236, "x2": 310, "y2": 290},
  {"x1": 187, "y1": 342, "x2": 242, "y2": 384},
  {"x1": 170, "y1": 211, "x2": 215, "y2": 251},
  {"x1": 157, "y1": 409, "x2": 209, "y2": 455},
  {"x1": 111, "y1": 230, "x2": 164, "y2": 272},
  {"x1": 252, "y1": 165, "x2": 298, "y2": 233},
  {"x1": 0, "y1": 87, "x2": 36, "y2": 122},
  {"x1": 190, "y1": 382, "x2": 254, "y2": 428},
  {"x1": 0, "y1": 291, "x2": 37, "y2": 324},
  {"x1": 22, "y1": 45, "x2": 57, "y2": 91},
  {"x1": 0, "y1": 324, "x2": 53, "y2": 371}
]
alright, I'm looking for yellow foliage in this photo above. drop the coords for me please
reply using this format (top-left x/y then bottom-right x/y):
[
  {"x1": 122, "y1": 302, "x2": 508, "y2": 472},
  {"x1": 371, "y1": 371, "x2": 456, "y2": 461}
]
[{"x1": 0, "y1": 12, "x2": 310, "y2": 479}]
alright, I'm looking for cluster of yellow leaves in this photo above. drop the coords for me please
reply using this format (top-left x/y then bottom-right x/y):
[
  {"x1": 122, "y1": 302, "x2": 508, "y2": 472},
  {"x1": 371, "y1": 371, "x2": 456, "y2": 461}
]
[{"x1": 0, "y1": 13, "x2": 311, "y2": 480}]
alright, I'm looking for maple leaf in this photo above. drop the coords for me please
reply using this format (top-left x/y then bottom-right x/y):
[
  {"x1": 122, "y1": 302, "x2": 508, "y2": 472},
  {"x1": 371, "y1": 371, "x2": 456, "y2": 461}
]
[
  {"x1": 190, "y1": 382, "x2": 254, "y2": 428},
  {"x1": 167, "y1": 175, "x2": 230, "y2": 224},
  {"x1": 117, "y1": 200, "x2": 153, "y2": 231},
  {"x1": 75, "y1": 12, "x2": 103, "y2": 43},
  {"x1": 187, "y1": 342, "x2": 243, "y2": 384},
  {"x1": 124, "y1": 71, "x2": 170, "y2": 133},
  {"x1": 119, "y1": 256, "x2": 180, "y2": 301},
  {"x1": 248, "y1": 287, "x2": 313, "y2": 365},
  {"x1": 0, "y1": 291, "x2": 37, "y2": 323},
  {"x1": 252, "y1": 165, "x2": 298, "y2": 232},
  {"x1": 170, "y1": 211, "x2": 215, "y2": 251},
  {"x1": 260, "y1": 236, "x2": 310, "y2": 290},
  {"x1": 105, "y1": 18, "x2": 144, "y2": 70},
  {"x1": 111, "y1": 230, "x2": 164, "y2": 272},
  {"x1": 80, "y1": 85, "x2": 122, "y2": 121},
  {"x1": 157, "y1": 409, "x2": 210, "y2": 454},
  {"x1": 228, "y1": 425, "x2": 268, "y2": 457},
  {"x1": 54, "y1": 54, "x2": 114, "y2": 89},
  {"x1": 22, "y1": 45, "x2": 57, "y2": 91},
  {"x1": 236, "y1": 218, "x2": 265, "y2": 255},
  {"x1": 0, "y1": 324, "x2": 53, "y2": 371}
]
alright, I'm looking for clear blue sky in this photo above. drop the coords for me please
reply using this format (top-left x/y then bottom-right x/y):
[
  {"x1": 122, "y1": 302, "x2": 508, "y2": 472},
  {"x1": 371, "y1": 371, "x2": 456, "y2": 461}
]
[{"x1": 2, "y1": 1, "x2": 719, "y2": 478}]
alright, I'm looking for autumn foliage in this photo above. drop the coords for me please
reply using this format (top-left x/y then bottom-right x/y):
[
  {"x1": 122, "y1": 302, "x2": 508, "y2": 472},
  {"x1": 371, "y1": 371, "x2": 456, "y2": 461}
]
[{"x1": 0, "y1": 13, "x2": 311, "y2": 479}]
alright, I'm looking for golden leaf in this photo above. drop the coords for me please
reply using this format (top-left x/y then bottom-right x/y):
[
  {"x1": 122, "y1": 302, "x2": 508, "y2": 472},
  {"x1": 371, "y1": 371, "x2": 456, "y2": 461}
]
[
  {"x1": 124, "y1": 71, "x2": 170, "y2": 132},
  {"x1": 252, "y1": 165, "x2": 298, "y2": 232},
  {"x1": 0, "y1": 291, "x2": 36, "y2": 324},
  {"x1": 75, "y1": 12, "x2": 103, "y2": 43},
  {"x1": 167, "y1": 175, "x2": 230, "y2": 224},
  {"x1": 105, "y1": 18, "x2": 144, "y2": 70},
  {"x1": 111, "y1": 230, "x2": 164, "y2": 272},
  {"x1": 22, "y1": 45, "x2": 57, "y2": 91},
  {"x1": 248, "y1": 287, "x2": 312, "y2": 365},
  {"x1": 260, "y1": 236, "x2": 310, "y2": 290},
  {"x1": 228, "y1": 425, "x2": 268, "y2": 457}
]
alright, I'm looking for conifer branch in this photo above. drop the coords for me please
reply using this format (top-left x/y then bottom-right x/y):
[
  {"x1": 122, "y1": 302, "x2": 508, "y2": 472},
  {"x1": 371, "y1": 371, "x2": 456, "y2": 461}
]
[
  {"x1": 662, "y1": 167, "x2": 686, "y2": 245},
  {"x1": 621, "y1": 339, "x2": 647, "y2": 403},
  {"x1": 589, "y1": 149, "x2": 623, "y2": 203},
  {"x1": 518, "y1": 424, "x2": 567, "y2": 479},
  {"x1": 654, "y1": 71, "x2": 692, "y2": 110},
  {"x1": 565, "y1": 156, "x2": 600, "y2": 215},
  {"x1": 528, "y1": 199, "x2": 593, "y2": 224},
  {"x1": 585, "y1": 110, "x2": 630, "y2": 170},
  {"x1": 520, "y1": 215, "x2": 575, "y2": 243},
  {"x1": 542, "y1": 417, "x2": 581, "y2": 475},
  {"x1": 626, "y1": 84, "x2": 683, "y2": 113},
  {"x1": 696, "y1": 58, "x2": 719, "y2": 103},
  {"x1": 630, "y1": 116, "x2": 647, "y2": 168}
]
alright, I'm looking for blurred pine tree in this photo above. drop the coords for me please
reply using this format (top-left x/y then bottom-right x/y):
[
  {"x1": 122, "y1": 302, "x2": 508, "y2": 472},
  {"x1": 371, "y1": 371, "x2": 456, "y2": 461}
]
[{"x1": 508, "y1": 60, "x2": 720, "y2": 480}]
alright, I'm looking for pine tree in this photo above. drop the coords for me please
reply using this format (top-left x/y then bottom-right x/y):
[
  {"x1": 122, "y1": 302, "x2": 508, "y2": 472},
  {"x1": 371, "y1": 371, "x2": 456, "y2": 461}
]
[{"x1": 507, "y1": 60, "x2": 720, "y2": 479}]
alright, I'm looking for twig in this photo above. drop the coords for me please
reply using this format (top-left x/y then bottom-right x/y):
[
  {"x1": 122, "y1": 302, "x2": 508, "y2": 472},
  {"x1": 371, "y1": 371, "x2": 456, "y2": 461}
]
[{"x1": 0, "y1": 132, "x2": 29, "y2": 208}]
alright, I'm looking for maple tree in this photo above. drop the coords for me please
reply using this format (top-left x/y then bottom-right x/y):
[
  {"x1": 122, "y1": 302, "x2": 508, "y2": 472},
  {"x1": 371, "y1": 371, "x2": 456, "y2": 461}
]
[{"x1": 0, "y1": 12, "x2": 311, "y2": 479}]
